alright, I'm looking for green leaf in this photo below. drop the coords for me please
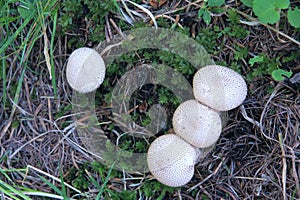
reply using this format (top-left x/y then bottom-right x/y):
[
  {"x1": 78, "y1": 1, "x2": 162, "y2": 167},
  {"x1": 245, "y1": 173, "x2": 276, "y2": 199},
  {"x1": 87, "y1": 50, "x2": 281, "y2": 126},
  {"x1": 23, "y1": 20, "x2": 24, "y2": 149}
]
[
  {"x1": 288, "y1": 7, "x2": 300, "y2": 28},
  {"x1": 198, "y1": 8, "x2": 205, "y2": 17},
  {"x1": 241, "y1": 0, "x2": 253, "y2": 7},
  {"x1": 207, "y1": 0, "x2": 225, "y2": 7},
  {"x1": 18, "y1": 7, "x2": 32, "y2": 19},
  {"x1": 249, "y1": 55, "x2": 264, "y2": 66},
  {"x1": 17, "y1": 1, "x2": 36, "y2": 19},
  {"x1": 253, "y1": 0, "x2": 280, "y2": 24},
  {"x1": 275, "y1": 0, "x2": 289, "y2": 9},
  {"x1": 203, "y1": 10, "x2": 211, "y2": 24},
  {"x1": 271, "y1": 69, "x2": 293, "y2": 81}
]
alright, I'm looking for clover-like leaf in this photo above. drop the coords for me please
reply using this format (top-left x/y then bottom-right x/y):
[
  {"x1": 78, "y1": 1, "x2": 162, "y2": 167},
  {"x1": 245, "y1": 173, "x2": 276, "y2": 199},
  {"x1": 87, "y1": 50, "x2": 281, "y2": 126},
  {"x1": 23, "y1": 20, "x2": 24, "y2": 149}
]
[
  {"x1": 271, "y1": 69, "x2": 293, "y2": 81},
  {"x1": 241, "y1": 0, "x2": 253, "y2": 7},
  {"x1": 275, "y1": 0, "x2": 289, "y2": 9},
  {"x1": 249, "y1": 55, "x2": 264, "y2": 66},
  {"x1": 207, "y1": 0, "x2": 225, "y2": 7},
  {"x1": 253, "y1": 0, "x2": 280, "y2": 24},
  {"x1": 288, "y1": 7, "x2": 300, "y2": 28}
]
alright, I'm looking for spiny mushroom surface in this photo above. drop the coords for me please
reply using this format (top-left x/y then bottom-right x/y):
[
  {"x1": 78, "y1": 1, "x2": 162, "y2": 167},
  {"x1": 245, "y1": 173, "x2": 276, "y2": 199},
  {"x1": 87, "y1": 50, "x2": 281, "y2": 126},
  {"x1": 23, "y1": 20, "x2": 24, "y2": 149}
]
[
  {"x1": 193, "y1": 65, "x2": 247, "y2": 111},
  {"x1": 147, "y1": 134, "x2": 200, "y2": 187},
  {"x1": 172, "y1": 99, "x2": 222, "y2": 148},
  {"x1": 66, "y1": 47, "x2": 105, "y2": 93}
]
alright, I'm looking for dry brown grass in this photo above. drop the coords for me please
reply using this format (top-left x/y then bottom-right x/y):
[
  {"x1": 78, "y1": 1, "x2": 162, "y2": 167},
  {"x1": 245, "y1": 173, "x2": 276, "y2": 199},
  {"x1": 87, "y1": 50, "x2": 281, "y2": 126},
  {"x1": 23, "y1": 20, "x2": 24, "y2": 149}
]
[{"x1": 0, "y1": 0, "x2": 299, "y2": 199}]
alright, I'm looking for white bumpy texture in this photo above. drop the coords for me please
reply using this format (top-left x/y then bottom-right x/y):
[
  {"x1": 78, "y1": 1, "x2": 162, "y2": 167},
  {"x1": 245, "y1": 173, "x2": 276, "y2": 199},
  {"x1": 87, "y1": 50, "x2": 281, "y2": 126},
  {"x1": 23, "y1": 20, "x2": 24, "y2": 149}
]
[
  {"x1": 172, "y1": 99, "x2": 222, "y2": 148},
  {"x1": 193, "y1": 65, "x2": 247, "y2": 111},
  {"x1": 66, "y1": 47, "x2": 105, "y2": 93},
  {"x1": 147, "y1": 134, "x2": 199, "y2": 187}
]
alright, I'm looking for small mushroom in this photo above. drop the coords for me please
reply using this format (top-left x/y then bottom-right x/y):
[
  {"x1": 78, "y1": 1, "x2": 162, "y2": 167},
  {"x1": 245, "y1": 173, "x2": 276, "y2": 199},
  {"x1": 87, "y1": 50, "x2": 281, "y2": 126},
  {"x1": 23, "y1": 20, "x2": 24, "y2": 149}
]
[
  {"x1": 66, "y1": 47, "x2": 106, "y2": 93},
  {"x1": 172, "y1": 99, "x2": 222, "y2": 148},
  {"x1": 147, "y1": 134, "x2": 200, "y2": 187},
  {"x1": 193, "y1": 65, "x2": 247, "y2": 111}
]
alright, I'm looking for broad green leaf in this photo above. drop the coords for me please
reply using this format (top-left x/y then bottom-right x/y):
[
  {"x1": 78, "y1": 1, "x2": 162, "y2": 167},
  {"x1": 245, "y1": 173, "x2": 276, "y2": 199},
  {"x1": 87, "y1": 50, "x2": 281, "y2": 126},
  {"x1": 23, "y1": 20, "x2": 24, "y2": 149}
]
[
  {"x1": 288, "y1": 7, "x2": 300, "y2": 28},
  {"x1": 249, "y1": 55, "x2": 264, "y2": 66},
  {"x1": 207, "y1": 0, "x2": 225, "y2": 7},
  {"x1": 198, "y1": 8, "x2": 205, "y2": 17},
  {"x1": 203, "y1": 10, "x2": 211, "y2": 24},
  {"x1": 271, "y1": 69, "x2": 293, "y2": 81},
  {"x1": 275, "y1": 0, "x2": 289, "y2": 9},
  {"x1": 253, "y1": 0, "x2": 280, "y2": 24},
  {"x1": 241, "y1": 0, "x2": 253, "y2": 7}
]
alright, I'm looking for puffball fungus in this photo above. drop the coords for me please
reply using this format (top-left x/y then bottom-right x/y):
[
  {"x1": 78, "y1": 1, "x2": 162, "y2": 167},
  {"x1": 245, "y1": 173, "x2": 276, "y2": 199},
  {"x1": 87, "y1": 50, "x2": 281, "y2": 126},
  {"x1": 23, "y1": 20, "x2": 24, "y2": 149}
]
[
  {"x1": 193, "y1": 65, "x2": 247, "y2": 111},
  {"x1": 147, "y1": 64, "x2": 248, "y2": 187},
  {"x1": 172, "y1": 99, "x2": 222, "y2": 148},
  {"x1": 147, "y1": 134, "x2": 199, "y2": 187},
  {"x1": 66, "y1": 47, "x2": 106, "y2": 93}
]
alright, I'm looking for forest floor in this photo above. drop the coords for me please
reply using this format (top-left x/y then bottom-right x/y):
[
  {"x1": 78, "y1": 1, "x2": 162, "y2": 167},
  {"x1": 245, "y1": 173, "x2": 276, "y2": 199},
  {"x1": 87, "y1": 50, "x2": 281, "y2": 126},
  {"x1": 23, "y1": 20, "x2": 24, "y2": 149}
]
[{"x1": 0, "y1": 0, "x2": 299, "y2": 199}]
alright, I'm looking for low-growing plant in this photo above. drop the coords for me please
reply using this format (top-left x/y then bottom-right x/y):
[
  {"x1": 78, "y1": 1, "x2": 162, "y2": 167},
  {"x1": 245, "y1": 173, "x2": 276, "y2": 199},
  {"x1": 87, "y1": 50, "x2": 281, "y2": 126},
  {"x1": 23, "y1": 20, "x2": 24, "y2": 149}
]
[
  {"x1": 198, "y1": 0, "x2": 225, "y2": 24},
  {"x1": 241, "y1": 0, "x2": 300, "y2": 28},
  {"x1": 249, "y1": 55, "x2": 293, "y2": 81},
  {"x1": 140, "y1": 180, "x2": 177, "y2": 199},
  {"x1": 59, "y1": 0, "x2": 119, "y2": 47}
]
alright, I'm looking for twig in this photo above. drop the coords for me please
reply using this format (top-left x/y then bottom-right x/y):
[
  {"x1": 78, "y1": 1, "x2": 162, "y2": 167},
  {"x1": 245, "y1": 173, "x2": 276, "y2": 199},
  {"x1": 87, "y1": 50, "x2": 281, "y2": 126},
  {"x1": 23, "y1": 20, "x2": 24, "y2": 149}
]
[
  {"x1": 26, "y1": 165, "x2": 83, "y2": 195},
  {"x1": 120, "y1": 0, "x2": 136, "y2": 23},
  {"x1": 278, "y1": 132, "x2": 287, "y2": 200},
  {"x1": 8, "y1": 130, "x2": 61, "y2": 160},
  {"x1": 188, "y1": 158, "x2": 224, "y2": 191},
  {"x1": 259, "y1": 85, "x2": 282, "y2": 143},
  {"x1": 125, "y1": 0, "x2": 158, "y2": 28},
  {"x1": 240, "y1": 105, "x2": 260, "y2": 127},
  {"x1": 289, "y1": 147, "x2": 300, "y2": 198},
  {"x1": 149, "y1": 14, "x2": 184, "y2": 29},
  {"x1": 42, "y1": 21, "x2": 52, "y2": 79},
  {"x1": 109, "y1": 18, "x2": 125, "y2": 39}
]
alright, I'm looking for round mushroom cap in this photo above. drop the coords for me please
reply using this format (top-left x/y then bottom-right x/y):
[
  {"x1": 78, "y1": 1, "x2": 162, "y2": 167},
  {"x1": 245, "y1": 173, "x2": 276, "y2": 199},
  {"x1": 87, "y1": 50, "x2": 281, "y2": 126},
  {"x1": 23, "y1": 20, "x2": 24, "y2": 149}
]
[
  {"x1": 172, "y1": 99, "x2": 222, "y2": 148},
  {"x1": 66, "y1": 47, "x2": 105, "y2": 93},
  {"x1": 147, "y1": 134, "x2": 199, "y2": 187},
  {"x1": 193, "y1": 65, "x2": 247, "y2": 111}
]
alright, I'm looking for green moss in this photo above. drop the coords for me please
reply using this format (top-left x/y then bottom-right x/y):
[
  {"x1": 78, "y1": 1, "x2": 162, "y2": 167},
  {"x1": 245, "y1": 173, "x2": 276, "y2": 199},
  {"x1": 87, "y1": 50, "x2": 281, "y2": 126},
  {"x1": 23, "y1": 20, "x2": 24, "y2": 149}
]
[{"x1": 59, "y1": 0, "x2": 119, "y2": 47}]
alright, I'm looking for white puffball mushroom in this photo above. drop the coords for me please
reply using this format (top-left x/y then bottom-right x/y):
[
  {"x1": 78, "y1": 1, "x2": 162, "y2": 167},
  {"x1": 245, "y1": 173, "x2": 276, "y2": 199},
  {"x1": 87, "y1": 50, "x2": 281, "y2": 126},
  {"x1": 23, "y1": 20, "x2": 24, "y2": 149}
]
[
  {"x1": 147, "y1": 134, "x2": 199, "y2": 187},
  {"x1": 193, "y1": 65, "x2": 247, "y2": 111},
  {"x1": 66, "y1": 47, "x2": 105, "y2": 93},
  {"x1": 172, "y1": 99, "x2": 222, "y2": 148}
]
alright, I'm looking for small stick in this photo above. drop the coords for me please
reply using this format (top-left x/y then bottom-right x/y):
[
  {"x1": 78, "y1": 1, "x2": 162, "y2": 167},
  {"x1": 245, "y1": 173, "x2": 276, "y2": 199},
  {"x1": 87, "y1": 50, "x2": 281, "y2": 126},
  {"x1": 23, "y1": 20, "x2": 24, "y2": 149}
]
[
  {"x1": 188, "y1": 158, "x2": 224, "y2": 191},
  {"x1": 240, "y1": 105, "x2": 260, "y2": 127},
  {"x1": 149, "y1": 14, "x2": 184, "y2": 29},
  {"x1": 27, "y1": 165, "x2": 83, "y2": 195},
  {"x1": 278, "y1": 132, "x2": 287, "y2": 200},
  {"x1": 109, "y1": 18, "x2": 125, "y2": 39}
]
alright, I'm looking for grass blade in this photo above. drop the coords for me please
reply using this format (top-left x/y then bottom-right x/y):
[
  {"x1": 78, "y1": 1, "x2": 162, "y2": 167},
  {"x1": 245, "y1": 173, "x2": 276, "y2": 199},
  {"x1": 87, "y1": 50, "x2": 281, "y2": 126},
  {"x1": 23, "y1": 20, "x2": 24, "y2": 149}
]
[
  {"x1": 39, "y1": 175, "x2": 63, "y2": 196},
  {"x1": 50, "y1": 8, "x2": 58, "y2": 97},
  {"x1": 59, "y1": 166, "x2": 68, "y2": 200},
  {"x1": 97, "y1": 161, "x2": 116, "y2": 198},
  {"x1": 0, "y1": 180, "x2": 31, "y2": 200},
  {"x1": 1, "y1": 58, "x2": 6, "y2": 107}
]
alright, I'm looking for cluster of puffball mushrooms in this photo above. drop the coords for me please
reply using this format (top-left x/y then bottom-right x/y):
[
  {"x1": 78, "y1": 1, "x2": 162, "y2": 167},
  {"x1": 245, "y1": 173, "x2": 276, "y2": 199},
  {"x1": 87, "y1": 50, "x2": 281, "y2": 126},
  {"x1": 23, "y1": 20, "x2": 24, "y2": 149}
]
[{"x1": 66, "y1": 47, "x2": 248, "y2": 188}]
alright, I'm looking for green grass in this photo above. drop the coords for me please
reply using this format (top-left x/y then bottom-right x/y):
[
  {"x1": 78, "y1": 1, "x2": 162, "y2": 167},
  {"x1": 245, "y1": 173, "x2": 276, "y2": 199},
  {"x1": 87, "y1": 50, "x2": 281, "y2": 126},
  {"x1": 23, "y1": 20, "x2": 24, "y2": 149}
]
[
  {"x1": 0, "y1": 0, "x2": 59, "y2": 113},
  {"x1": 1, "y1": 0, "x2": 299, "y2": 199},
  {"x1": 0, "y1": 165, "x2": 67, "y2": 200}
]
